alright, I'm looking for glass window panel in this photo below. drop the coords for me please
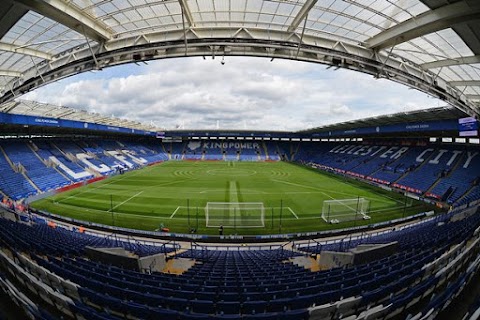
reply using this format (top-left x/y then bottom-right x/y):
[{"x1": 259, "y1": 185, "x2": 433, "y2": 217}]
[
  {"x1": 246, "y1": 0, "x2": 262, "y2": 13},
  {"x1": 198, "y1": 0, "x2": 213, "y2": 11},
  {"x1": 272, "y1": 15, "x2": 288, "y2": 26},
  {"x1": 137, "y1": 7, "x2": 155, "y2": 19},
  {"x1": 244, "y1": 12, "x2": 259, "y2": 23},
  {"x1": 230, "y1": 12, "x2": 244, "y2": 22},
  {"x1": 277, "y1": 2, "x2": 296, "y2": 16},
  {"x1": 201, "y1": 12, "x2": 216, "y2": 21},
  {"x1": 450, "y1": 65, "x2": 480, "y2": 80},
  {"x1": 463, "y1": 87, "x2": 480, "y2": 95},
  {"x1": 216, "y1": 0, "x2": 229, "y2": 12},
  {"x1": 216, "y1": 11, "x2": 229, "y2": 21},
  {"x1": 343, "y1": 4, "x2": 362, "y2": 16},
  {"x1": 165, "y1": 2, "x2": 181, "y2": 15},
  {"x1": 112, "y1": 0, "x2": 131, "y2": 11},
  {"x1": 257, "y1": 13, "x2": 274, "y2": 24},
  {"x1": 438, "y1": 68, "x2": 462, "y2": 82},
  {"x1": 231, "y1": 0, "x2": 246, "y2": 12},
  {"x1": 261, "y1": 1, "x2": 279, "y2": 15}
]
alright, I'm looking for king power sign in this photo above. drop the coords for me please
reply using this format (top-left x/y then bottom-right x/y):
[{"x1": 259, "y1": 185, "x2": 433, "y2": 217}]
[{"x1": 188, "y1": 141, "x2": 260, "y2": 151}]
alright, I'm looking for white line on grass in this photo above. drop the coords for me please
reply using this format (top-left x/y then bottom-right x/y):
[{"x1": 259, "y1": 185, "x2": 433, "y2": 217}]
[
  {"x1": 269, "y1": 207, "x2": 299, "y2": 219},
  {"x1": 199, "y1": 189, "x2": 266, "y2": 194},
  {"x1": 57, "y1": 165, "x2": 156, "y2": 204},
  {"x1": 170, "y1": 206, "x2": 181, "y2": 219},
  {"x1": 271, "y1": 179, "x2": 360, "y2": 213},
  {"x1": 108, "y1": 191, "x2": 144, "y2": 212},
  {"x1": 54, "y1": 201, "x2": 311, "y2": 222},
  {"x1": 53, "y1": 201, "x2": 171, "y2": 220},
  {"x1": 271, "y1": 179, "x2": 394, "y2": 205},
  {"x1": 287, "y1": 207, "x2": 299, "y2": 219},
  {"x1": 229, "y1": 181, "x2": 240, "y2": 225},
  {"x1": 81, "y1": 177, "x2": 194, "y2": 203}
]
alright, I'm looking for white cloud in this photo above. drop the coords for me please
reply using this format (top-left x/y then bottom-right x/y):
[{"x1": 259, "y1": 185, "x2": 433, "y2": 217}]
[{"x1": 22, "y1": 57, "x2": 443, "y2": 131}]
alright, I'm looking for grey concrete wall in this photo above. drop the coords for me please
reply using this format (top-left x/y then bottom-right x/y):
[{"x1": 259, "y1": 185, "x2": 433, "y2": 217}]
[
  {"x1": 319, "y1": 251, "x2": 354, "y2": 269},
  {"x1": 138, "y1": 253, "x2": 166, "y2": 273}
]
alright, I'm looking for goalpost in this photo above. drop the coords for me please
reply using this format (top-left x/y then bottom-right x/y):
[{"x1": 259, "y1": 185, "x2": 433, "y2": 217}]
[
  {"x1": 321, "y1": 198, "x2": 371, "y2": 223},
  {"x1": 205, "y1": 202, "x2": 265, "y2": 228}
]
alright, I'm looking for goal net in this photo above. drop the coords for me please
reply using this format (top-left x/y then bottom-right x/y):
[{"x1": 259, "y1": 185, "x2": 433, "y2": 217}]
[
  {"x1": 205, "y1": 202, "x2": 265, "y2": 228},
  {"x1": 321, "y1": 198, "x2": 370, "y2": 223}
]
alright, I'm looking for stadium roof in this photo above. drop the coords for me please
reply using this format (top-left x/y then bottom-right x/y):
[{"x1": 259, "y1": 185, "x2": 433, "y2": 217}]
[
  {"x1": 301, "y1": 105, "x2": 468, "y2": 133},
  {"x1": 0, "y1": 99, "x2": 158, "y2": 131},
  {"x1": 0, "y1": 0, "x2": 479, "y2": 119}
]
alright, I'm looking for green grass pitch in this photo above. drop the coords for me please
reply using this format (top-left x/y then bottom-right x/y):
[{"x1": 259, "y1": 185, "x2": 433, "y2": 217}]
[{"x1": 31, "y1": 161, "x2": 435, "y2": 235}]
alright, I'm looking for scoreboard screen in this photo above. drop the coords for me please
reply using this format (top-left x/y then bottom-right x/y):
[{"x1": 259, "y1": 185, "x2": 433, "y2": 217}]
[{"x1": 458, "y1": 117, "x2": 478, "y2": 137}]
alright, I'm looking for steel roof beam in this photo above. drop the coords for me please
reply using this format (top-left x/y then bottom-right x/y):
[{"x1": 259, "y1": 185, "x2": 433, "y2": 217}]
[
  {"x1": 0, "y1": 70, "x2": 22, "y2": 77},
  {"x1": 1, "y1": 27, "x2": 478, "y2": 118},
  {"x1": 0, "y1": 101, "x2": 20, "y2": 113},
  {"x1": 450, "y1": 80, "x2": 480, "y2": 87},
  {"x1": 467, "y1": 95, "x2": 480, "y2": 100},
  {"x1": 15, "y1": 0, "x2": 111, "y2": 42},
  {"x1": 366, "y1": 1, "x2": 480, "y2": 50},
  {"x1": 0, "y1": 42, "x2": 52, "y2": 60},
  {"x1": 178, "y1": 0, "x2": 194, "y2": 27},
  {"x1": 422, "y1": 55, "x2": 480, "y2": 69},
  {"x1": 287, "y1": 0, "x2": 318, "y2": 33}
]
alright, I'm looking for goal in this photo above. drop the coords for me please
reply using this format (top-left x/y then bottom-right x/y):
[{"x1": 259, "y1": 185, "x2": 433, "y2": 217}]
[
  {"x1": 205, "y1": 202, "x2": 265, "y2": 228},
  {"x1": 321, "y1": 198, "x2": 370, "y2": 223}
]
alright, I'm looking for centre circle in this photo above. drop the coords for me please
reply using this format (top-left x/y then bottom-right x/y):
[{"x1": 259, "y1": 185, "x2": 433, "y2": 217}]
[{"x1": 207, "y1": 169, "x2": 257, "y2": 176}]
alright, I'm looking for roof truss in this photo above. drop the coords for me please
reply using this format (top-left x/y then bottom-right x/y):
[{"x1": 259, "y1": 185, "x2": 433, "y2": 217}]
[
  {"x1": 287, "y1": 0, "x2": 318, "y2": 33},
  {"x1": 178, "y1": 0, "x2": 195, "y2": 27},
  {"x1": 450, "y1": 80, "x2": 480, "y2": 86},
  {"x1": 0, "y1": 42, "x2": 52, "y2": 60},
  {"x1": 366, "y1": 1, "x2": 480, "y2": 50},
  {"x1": 0, "y1": 26, "x2": 477, "y2": 118},
  {"x1": 0, "y1": 70, "x2": 22, "y2": 77},
  {"x1": 15, "y1": 0, "x2": 112, "y2": 42},
  {"x1": 422, "y1": 55, "x2": 480, "y2": 69}
]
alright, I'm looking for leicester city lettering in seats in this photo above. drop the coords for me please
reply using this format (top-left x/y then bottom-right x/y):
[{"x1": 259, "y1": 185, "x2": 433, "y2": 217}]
[
  {"x1": 329, "y1": 145, "x2": 408, "y2": 160},
  {"x1": 329, "y1": 144, "x2": 479, "y2": 169}
]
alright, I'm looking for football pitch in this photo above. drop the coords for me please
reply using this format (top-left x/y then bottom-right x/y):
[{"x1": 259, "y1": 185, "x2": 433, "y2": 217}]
[{"x1": 31, "y1": 161, "x2": 434, "y2": 235}]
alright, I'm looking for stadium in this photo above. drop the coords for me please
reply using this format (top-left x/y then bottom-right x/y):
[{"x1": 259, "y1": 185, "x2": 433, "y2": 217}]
[{"x1": 0, "y1": 0, "x2": 479, "y2": 319}]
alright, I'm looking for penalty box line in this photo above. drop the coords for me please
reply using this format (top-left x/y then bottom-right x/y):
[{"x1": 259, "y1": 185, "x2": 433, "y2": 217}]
[
  {"x1": 268, "y1": 206, "x2": 299, "y2": 219},
  {"x1": 170, "y1": 206, "x2": 183, "y2": 219},
  {"x1": 169, "y1": 206, "x2": 299, "y2": 220},
  {"x1": 169, "y1": 206, "x2": 195, "y2": 219}
]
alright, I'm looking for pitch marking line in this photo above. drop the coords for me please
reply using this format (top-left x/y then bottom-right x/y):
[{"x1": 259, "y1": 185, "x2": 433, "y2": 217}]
[
  {"x1": 56, "y1": 165, "x2": 155, "y2": 204},
  {"x1": 271, "y1": 179, "x2": 362, "y2": 214},
  {"x1": 229, "y1": 181, "x2": 240, "y2": 225},
  {"x1": 269, "y1": 207, "x2": 298, "y2": 219},
  {"x1": 53, "y1": 201, "x2": 173, "y2": 220},
  {"x1": 271, "y1": 178, "x2": 395, "y2": 205},
  {"x1": 67, "y1": 177, "x2": 195, "y2": 202},
  {"x1": 287, "y1": 207, "x2": 299, "y2": 219},
  {"x1": 170, "y1": 206, "x2": 181, "y2": 219},
  {"x1": 108, "y1": 191, "x2": 143, "y2": 212}
]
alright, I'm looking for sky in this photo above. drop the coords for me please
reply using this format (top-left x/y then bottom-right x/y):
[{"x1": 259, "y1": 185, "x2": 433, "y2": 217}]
[{"x1": 22, "y1": 56, "x2": 444, "y2": 131}]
